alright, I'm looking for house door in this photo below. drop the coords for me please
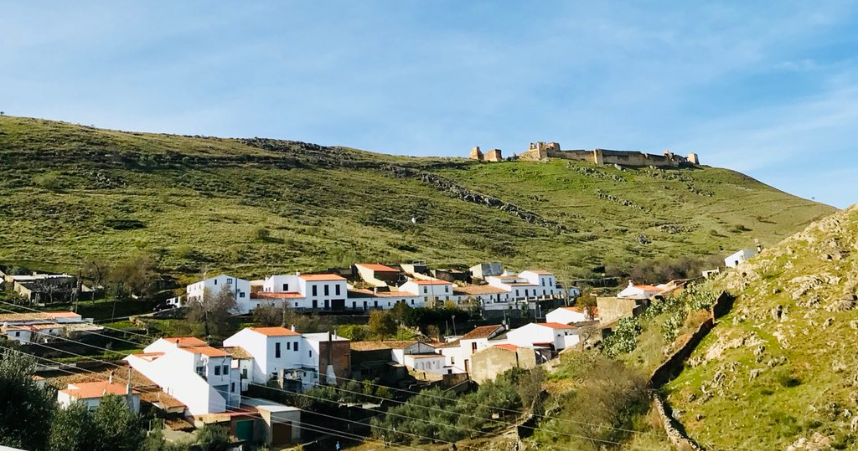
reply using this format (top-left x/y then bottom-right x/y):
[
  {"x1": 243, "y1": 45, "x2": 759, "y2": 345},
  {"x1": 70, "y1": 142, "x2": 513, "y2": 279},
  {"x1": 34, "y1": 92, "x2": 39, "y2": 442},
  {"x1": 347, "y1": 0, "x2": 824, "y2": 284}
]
[
  {"x1": 272, "y1": 421, "x2": 292, "y2": 446},
  {"x1": 312, "y1": 300, "x2": 318, "y2": 309},
  {"x1": 235, "y1": 420, "x2": 254, "y2": 442},
  {"x1": 363, "y1": 301, "x2": 367, "y2": 310},
  {"x1": 464, "y1": 360, "x2": 470, "y2": 373}
]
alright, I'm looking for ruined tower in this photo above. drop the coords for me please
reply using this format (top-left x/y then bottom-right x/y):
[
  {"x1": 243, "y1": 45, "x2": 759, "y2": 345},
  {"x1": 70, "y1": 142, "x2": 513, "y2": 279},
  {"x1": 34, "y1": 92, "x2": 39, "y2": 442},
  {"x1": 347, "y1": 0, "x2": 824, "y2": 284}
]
[
  {"x1": 469, "y1": 146, "x2": 484, "y2": 161},
  {"x1": 687, "y1": 152, "x2": 699, "y2": 165}
]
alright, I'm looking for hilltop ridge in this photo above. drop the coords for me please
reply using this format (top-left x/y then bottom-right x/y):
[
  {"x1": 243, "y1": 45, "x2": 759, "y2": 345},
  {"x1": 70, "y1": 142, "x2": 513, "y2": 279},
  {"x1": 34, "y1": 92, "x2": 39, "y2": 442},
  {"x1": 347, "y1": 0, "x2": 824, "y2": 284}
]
[{"x1": 0, "y1": 115, "x2": 836, "y2": 278}]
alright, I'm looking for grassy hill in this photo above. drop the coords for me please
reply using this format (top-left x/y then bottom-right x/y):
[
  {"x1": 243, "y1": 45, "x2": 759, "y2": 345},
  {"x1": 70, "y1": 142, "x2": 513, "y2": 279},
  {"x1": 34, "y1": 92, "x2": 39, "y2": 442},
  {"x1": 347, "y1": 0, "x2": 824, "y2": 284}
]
[
  {"x1": 665, "y1": 206, "x2": 858, "y2": 450},
  {"x1": 0, "y1": 115, "x2": 836, "y2": 280}
]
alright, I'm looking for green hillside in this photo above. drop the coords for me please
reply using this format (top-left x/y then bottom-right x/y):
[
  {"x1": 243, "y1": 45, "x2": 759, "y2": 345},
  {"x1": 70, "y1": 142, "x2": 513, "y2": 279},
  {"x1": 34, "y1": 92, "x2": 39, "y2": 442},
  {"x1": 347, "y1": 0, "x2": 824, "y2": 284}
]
[
  {"x1": 665, "y1": 206, "x2": 858, "y2": 450},
  {"x1": 0, "y1": 116, "x2": 835, "y2": 279}
]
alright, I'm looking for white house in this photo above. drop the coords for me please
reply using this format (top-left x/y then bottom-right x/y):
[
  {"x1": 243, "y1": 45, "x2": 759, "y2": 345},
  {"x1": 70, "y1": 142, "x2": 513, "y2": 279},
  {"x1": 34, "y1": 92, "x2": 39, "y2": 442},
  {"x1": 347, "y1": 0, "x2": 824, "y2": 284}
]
[
  {"x1": 439, "y1": 325, "x2": 505, "y2": 373},
  {"x1": 725, "y1": 249, "x2": 758, "y2": 268},
  {"x1": 545, "y1": 306, "x2": 598, "y2": 325},
  {"x1": 124, "y1": 337, "x2": 241, "y2": 415},
  {"x1": 345, "y1": 289, "x2": 425, "y2": 311},
  {"x1": 223, "y1": 327, "x2": 350, "y2": 391},
  {"x1": 399, "y1": 279, "x2": 454, "y2": 305},
  {"x1": 186, "y1": 275, "x2": 252, "y2": 314},
  {"x1": 617, "y1": 281, "x2": 665, "y2": 300},
  {"x1": 485, "y1": 271, "x2": 564, "y2": 301},
  {"x1": 0, "y1": 311, "x2": 102, "y2": 343},
  {"x1": 506, "y1": 322, "x2": 579, "y2": 351},
  {"x1": 404, "y1": 354, "x2": 448, "y2": 374},
  {"x1": 260, "y1": 273, "x2": 349, "y2": 310},
  {"x1": 57, "y1": 380, "x2": 141, "y2": 413}
]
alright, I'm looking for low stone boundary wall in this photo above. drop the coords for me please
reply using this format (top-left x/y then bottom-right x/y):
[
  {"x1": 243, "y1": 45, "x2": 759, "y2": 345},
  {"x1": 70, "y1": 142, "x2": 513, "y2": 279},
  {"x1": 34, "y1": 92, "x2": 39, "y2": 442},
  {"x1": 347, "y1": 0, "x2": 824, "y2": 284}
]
[{"x1": 647, "y1": 291, "x2": 733, "y2": 451}]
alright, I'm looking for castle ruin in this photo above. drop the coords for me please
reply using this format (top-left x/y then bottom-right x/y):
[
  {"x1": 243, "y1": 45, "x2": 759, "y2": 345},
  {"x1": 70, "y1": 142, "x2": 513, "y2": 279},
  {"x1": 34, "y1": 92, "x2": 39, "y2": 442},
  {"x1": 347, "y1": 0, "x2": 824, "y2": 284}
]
[
  {"x1": 469, "y1": 146, "x2": 503, "y2": 162},
  {"x1": 470, "y1": 141, "x2": 700, "y2": 168}
]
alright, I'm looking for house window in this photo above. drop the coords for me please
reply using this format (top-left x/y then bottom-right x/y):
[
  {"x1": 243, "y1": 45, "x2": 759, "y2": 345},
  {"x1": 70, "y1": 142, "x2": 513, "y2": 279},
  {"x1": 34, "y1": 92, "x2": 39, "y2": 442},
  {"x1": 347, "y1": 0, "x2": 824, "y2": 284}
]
[
  {"x1": 14, "y1": 332, "x2": 20, "y2": 337},
  {"x1": 324, "y1": 285, "x2": 329, "y2": 296},
  {"x1": 309, "y1": 350, "x2": 312, "y2": 358},
  {"x1": 227, "y1": 278, "x2": 233, "y2": 284},
  {"x1": 294, "y1": 342, "x2": 299, "y2": 352},
  {"x1": 312, "y1": 286, "x2": 318, "y2": 296},
  {"x1": 196, "y1": 366, "x2": 205, "y2": 378},
  {"x1": 242, "y1": 368, "x2": 247, "y2": 379},
  {"x1": 410, "y1": 300, "x2": 414, "y2": 305},
  {"x1": 215, "y1": 366, "x2": 221, "y2": 376},
  {"x1": 239, "y1": 292, "x2": 245, "y2": 298},
  {"x1": 336, "y1": 285, "x2": 341, "y2": 296},
  {"x1": 471, "y1": 342, "x2": 478, "y2": 352},
  {"x1": 275, "y1": 343, "x2": 281, "y2": 358},
  {"x1": 352, "y1": 301, "x2": 356, "y2": 308},
  {"x1": 446, "y1": 286, "x2": 449, "y2": 293},
  {"x1": 287, "y1": 342, "x2": 291, "y2": 350},
  {"x1": 231, "y1": 382, "x2": 235, "y2": 392},
  {"x1": 283, "y1": 283, "x2": 289, "y2": 291},
  {"x1": 214, "y1": 279, "x2": 218, "y2": 285},
  {"x1": 222, "y1": 365, "x2": 229, "y2": 375},
  {"x1": 423, "y1": 287, "x2": 428, "y2": 294}
]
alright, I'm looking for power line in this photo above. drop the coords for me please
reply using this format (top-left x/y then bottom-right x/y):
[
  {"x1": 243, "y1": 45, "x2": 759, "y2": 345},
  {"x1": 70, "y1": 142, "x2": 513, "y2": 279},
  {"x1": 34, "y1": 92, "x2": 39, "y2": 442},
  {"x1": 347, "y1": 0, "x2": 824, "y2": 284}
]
[{"x1": 2, "y1": 312, "x2": 671, "y2": 450}]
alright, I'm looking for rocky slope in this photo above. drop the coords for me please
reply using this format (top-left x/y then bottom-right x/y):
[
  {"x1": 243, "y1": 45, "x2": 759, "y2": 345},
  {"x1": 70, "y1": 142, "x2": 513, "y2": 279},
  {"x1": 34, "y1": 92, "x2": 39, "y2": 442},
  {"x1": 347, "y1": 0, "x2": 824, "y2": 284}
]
[
  {"x1": 666, "y1": 205, "x2": 858, "y2": 450},
  {"x1": 0, "y1": 116, "x2": 835, "y2": 278}
]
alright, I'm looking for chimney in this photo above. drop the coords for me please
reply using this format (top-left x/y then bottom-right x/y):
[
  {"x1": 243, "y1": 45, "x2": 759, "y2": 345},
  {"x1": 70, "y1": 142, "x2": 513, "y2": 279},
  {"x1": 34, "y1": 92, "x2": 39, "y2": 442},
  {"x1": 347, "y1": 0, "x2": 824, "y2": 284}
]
[
  {"x1": 126, "y1": 367, "x2": 132, "y2": 395},
  {"x1": 108, "y1": 371, "x2": 114, "y2": 384},
  {"x1": 291, "y1": 324, "x2": 296, "y2": 332}
]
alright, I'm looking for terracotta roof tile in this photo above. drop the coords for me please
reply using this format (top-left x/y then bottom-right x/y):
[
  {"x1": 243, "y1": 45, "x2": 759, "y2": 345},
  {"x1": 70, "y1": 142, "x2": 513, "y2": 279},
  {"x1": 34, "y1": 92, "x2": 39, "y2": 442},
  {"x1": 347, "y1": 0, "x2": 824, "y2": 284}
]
[
  {"x1": 162, "y1": 337, "x2": 207, "y2": 347},
  {"x1": 60, "y1": 381, "x2": 139, "y2": 399},
  {"x1": 250, "y1": 326, "x2": 300, "y2": 337},
  {"x1": 356, "y1": 263, "x2": 398, "y2": 272},
  {"x1": 494, "y1": 344, "x2": 519, "y2": 352},
  {"x1": 461, "y1": 325, "x2": 504, "y2": 340},
  {"x1": 538, "y1": 322, "x2": 575, "y2": 329}
]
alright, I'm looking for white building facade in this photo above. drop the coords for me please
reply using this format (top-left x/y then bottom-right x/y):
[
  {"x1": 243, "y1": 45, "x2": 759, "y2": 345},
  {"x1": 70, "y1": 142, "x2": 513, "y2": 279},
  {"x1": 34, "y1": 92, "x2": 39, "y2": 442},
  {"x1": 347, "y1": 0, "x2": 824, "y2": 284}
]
[{"x1": 125, "y1": 337, "x2": 241, "y2": 415}]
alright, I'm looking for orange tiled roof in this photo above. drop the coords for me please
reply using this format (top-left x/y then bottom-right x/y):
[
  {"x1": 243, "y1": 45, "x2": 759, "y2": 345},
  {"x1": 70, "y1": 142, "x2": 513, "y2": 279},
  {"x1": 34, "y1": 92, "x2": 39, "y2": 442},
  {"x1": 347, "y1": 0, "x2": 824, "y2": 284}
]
[
  {"x1": 181, "y1": 346, "x2": 230, "y2": 358},
  {"x1": 299, "y1": 273, "x2": 346, "y2": 281},
  {"x1": 356, "y1": 263, "x2": 398, "y2": 272},
  {"x1": 494, "y1": 344, "x2": 519, "y2": 352},
  {"x1": 60, "y1": 381, "x2": 140, "y2": 399},
  {"x1": 409, "y1": 279, "x2": 451, "y2": 285},
  {"x1": 461, "y1": 325, "x2": 504, "y2": 340},
  {"x1": 45, "y1": 311, "x2": 81, "y2": 318},
  {"x1": 250, "y1": 326, "x2": 300, "y2": 337},
  {"x1": 162, "y1": 337, "x2": 207, "y2": 348},
  {"x1": 453, "y1": 285, "x2": 508, "y2": 295},
  {"x1": 538, "y1": 322, "x2": 575, "y2": 329}
]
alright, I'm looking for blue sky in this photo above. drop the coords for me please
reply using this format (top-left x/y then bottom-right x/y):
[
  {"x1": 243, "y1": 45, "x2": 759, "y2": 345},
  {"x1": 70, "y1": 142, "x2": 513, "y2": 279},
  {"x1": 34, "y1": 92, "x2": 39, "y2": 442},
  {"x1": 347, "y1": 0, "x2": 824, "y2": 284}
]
[{"x1": 2, "y1": 1, "x2": 857, "y2": 207}]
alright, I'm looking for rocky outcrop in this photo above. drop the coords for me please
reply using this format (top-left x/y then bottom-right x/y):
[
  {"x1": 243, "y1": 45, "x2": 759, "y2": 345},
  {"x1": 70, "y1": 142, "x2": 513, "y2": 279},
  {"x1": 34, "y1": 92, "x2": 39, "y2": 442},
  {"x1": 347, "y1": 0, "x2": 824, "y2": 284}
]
[{"x1": 381, "y1": 165, "x2": 567, "y2": 232}]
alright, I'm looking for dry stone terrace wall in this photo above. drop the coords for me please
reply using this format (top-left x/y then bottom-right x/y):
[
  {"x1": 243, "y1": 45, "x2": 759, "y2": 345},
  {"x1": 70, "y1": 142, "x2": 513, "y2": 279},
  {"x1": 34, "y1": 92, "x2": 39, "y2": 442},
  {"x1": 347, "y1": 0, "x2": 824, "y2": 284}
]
[{"x1": 381, "y1": 165, "x2": 568, "y2": 232}]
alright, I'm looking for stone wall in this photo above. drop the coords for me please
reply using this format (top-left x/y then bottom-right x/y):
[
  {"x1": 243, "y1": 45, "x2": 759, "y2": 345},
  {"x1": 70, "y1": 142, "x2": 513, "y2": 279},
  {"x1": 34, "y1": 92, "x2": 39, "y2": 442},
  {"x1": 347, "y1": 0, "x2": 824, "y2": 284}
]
[
  {"x1": 471, "y1": 347, "x2": 537, "y2": 384},
  {"x1": 596, "y1": 297, "x2": 644, "y2": 325},
  {"x1": 596, "y1": 149, "x2": 687, "y2": 168}
]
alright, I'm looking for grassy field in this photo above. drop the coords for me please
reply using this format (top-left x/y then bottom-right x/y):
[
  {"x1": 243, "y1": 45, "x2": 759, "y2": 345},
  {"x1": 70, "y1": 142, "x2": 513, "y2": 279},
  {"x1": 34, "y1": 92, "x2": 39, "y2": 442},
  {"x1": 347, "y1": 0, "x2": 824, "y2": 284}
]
[
  {"x1": 0, "y1": 115, "x2": 835, "y2": 281},
  {"x1": 664, "y1": 206, "x2": 858, "y2": 450}
]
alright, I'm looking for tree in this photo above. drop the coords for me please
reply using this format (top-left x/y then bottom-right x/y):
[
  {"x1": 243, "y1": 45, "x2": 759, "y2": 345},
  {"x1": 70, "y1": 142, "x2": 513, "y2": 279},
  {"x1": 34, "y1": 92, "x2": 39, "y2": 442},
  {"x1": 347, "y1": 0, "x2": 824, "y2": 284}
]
[
  {"x1": 368, "y1": 310, "x2": 397, "y2": 341},
  {"x1": 0, "y1": 350, "x2": 56, "y2": 451},
  {"x1": 109, "y1": 255, "x2": 158, "y2": 301},
  {"x1": 252, "y1": 303, "x2": 283, "y2": 327},
  {"x1": 49, "y1": 401, "x2": 93, "y2": 451},
  {"x1": 90, "y1": 395, "x2": 147, "y2": 451},
  {"x1": 80, "y1": 259, "x2": 111, "y2": 302},
  {"x1": 195, "y1": 424, "x2": 231, "y2": 451},
  {"x1": 187, "y1": 286, "x2": 238, "y2": 340}
]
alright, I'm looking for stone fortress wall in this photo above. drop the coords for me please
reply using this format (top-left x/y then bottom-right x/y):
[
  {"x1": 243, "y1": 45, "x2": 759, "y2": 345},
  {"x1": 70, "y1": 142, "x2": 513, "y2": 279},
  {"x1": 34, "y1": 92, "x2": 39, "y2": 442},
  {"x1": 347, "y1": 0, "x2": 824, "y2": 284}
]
[{"x1": 471, "y1": 140, "x2": 700, "y2": 168}]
